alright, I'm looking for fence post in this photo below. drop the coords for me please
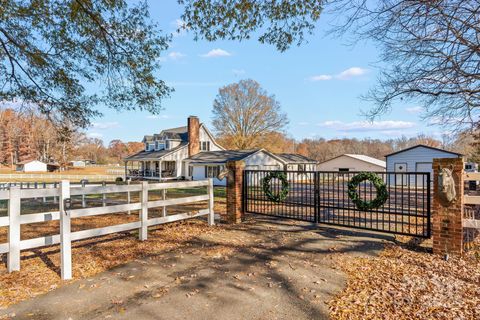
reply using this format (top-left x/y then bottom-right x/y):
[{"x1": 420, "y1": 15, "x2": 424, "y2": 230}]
[
  {"x1": 314, "y1": 172, "x2": 319, "y2": 223},
  {"x1": 102, "y1": 181, "x2": 106, "y2": 207},
  {"x1": 53, "y1": 182, "x2": 58, "y2": 204},
  {"x1": 207, "y1": 178, "x2": 215, "y2": 225},
  {"x1": 226, "y1": 160, "x2": 245, "y2": 224},
  {"x1": 432, "y1": 158, "x2": 464, "y2": 256},
  {"x1": 162, "y1": 188, "x2": 167, "y2": 217},
  {"x1": 7, "y1": 186, "x2": 21, "y2": 272},
  {"x1": 81, "y1": 181, "x2": 86, "y2": 208},
  {"x1": 139, "y1": 181, "x2": 148, "y2": 240},
  {"x1": 127, "y1": 180, "x2": 131, "y2": 215},
  {"x1": 42, "y1": 182, "x2": 46, "y2": 203},
  {"x1": 59, "y1": 180, "x2": 72, "y2": 280}
]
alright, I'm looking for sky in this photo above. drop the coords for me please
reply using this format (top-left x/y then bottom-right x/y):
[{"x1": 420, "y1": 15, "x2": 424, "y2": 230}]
[{"x1": 86, "y1": 1, "x2": 443, "y2": 144}]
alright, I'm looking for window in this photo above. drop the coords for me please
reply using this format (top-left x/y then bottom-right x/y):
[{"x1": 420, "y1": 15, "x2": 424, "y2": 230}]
[
  {"x1": 338, "y1": 168, "x2": 350, "y2": 172},
  {"x1": 188, "y1": 166, "x2": 193, "y2": 177},
  {"x1": 200, "y1": 141, "x2": 210, "y2": 151},
  {"x1": 205, "y1": 165, "x2": 220, "y2": 178},
  {"x1": 155, "y1": 141, "x2": 159, "y2": 150},
  {"x1": 165, "y1": 140, "x2": 170, "y2": 150},
  {"x1": 465, "y1": 164, "x2": 472, "y2": 170},
  {"x1": 298, "y1": 164, "x2": 306, "y2": 171}
]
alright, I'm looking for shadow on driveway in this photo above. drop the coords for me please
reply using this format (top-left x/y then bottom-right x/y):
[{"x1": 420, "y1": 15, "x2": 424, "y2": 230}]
[{"x1": 1, "y1": 214, "x2": 392, "y2": 320}]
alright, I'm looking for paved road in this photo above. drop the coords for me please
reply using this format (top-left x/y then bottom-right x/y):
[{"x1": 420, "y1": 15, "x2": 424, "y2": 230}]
[{"x1": 1, "y1": 215, "x2": 390, "y2": 320}]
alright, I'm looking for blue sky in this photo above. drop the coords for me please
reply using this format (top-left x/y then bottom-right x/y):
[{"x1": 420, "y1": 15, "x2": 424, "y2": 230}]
[{"x1": 87, "y1": 1, "x2": 441, "y2": 144}]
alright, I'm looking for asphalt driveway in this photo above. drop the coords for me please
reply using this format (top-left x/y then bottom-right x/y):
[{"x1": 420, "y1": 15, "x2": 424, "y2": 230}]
[{"x1": 1, "y1": 215, "x2": 390, "y2": 320}]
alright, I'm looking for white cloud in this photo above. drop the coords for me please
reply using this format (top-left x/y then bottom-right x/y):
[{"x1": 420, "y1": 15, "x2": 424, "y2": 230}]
[
  {"x1": 168, "y1": 51, "x2": 186, "y2": 60},
  {"x1": 91, "y1": 122, "x2": 119, "y2": 130},
  {"x1": 318, "y1": 120, "x2": 416, "y2": 132},
  {"x1": 405, "y1": 106, "x2": 424, "y2": 114},
  {"x1": 232, "y1": 69, "x2": 246, "y2": 76},
  {"x1": 309, "y1": 67, "x2": 369, "y2": 82},
  {"x1": 336, "y1": 67, "x2": 369, "y2": 80},
  {"x1": 309, "y1": 75, "x2": 333, "y2": 81},
  {"x1": 201, "y1": 49, "x2": 232, "y2": 58},
  {"x1": 158, "y1": 51, "x2": 186, "y2": 62}
]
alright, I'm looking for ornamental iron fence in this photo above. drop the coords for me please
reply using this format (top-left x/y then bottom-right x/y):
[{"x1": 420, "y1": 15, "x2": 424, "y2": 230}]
[{"x1": 243, "y1": 170, "x2": 431, "y2": 238}]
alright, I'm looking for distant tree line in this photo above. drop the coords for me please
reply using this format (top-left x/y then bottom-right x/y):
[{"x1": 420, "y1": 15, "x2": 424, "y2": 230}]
[{"x1": 0, "y1": 108, "x2": 142, "y2": 167}]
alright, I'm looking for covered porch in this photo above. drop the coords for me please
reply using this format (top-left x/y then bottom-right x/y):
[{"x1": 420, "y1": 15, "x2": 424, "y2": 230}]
[{"x1": 124, "y1": 160, "x2": 178, "y2": 180}]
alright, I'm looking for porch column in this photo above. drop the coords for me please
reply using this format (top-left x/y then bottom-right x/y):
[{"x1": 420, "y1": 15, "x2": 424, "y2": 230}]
[
  {"x1": 124, "y1": 161, "x2": 128, "y2": 179},
  {"x1": 150, "y1": 161, "x2": 154, "y2": 177},
  {"x1": 159, "y1": 160, "x2": 163, "y2": 181}
]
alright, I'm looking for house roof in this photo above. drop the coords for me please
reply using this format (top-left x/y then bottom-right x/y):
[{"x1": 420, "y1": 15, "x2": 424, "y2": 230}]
[
  {"x1": 385, "y1": 144, "x2": 463, "y2": 157},
  {"x1": 186, "y1": 150, "x2": 260, "y2": 164},
  {"x1": 319, "y1": 154, "x2": 386, "y2": 168},
  {"x1": 124, "y1": 143, "x2": 188, "y2": 161},
  {"x1": 159, "y1": 126, "x2": 188, "y2": 141},
  {"x1": 276, "y1": 153, "x2": 318, "y2": 164},
  {"x1": 16, "y1": 159, "x2": 45, "y2": 165}
]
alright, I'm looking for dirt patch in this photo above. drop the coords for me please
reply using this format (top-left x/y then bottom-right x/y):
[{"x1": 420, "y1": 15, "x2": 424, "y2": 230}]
[{"x1": 329, "y1": 243, "x2": 480, "y2": 320}]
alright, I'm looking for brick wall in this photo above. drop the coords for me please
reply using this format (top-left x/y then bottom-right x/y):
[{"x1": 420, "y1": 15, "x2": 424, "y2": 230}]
[
  {"x1": 432, "y1": 157, "x2": 464, "y2": 255},
  {"x1": 225, "y1": 160, "x2": 245, "y2": 224}
]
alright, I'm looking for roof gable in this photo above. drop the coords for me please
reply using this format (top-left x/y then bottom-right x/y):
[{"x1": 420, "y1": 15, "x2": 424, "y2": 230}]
[{"x1": 385, "y1": 144, "x2": 462, "y2": 157}]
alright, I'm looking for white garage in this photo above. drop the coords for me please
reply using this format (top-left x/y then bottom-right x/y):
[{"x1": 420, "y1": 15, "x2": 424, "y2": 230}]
[
  {"x1": 16, "y1": 160, "x2": 47, "y2": 172},
  {"x1": 317, "y1": 154, "x2": 386, "y2": 172},
  {"x1": 385, "y1": 144, "x2": 462, "y2": 186}
]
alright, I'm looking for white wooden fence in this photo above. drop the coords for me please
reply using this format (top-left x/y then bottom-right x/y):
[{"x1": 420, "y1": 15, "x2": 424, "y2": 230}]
[
  {"x1": 463, "y1": 172, "x2": 480, "y2": 229},
  {"x1": 0, "y1": 179, "x2": 214, "y2": 280},
  {"x1": 0, "y1": 174, "x2": 120, "y2": 181}
]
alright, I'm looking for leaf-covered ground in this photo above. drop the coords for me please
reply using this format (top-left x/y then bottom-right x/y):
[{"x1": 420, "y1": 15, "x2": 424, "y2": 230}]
[{"x1": 329, "y1": 243, "x2": 480, "y2": 320}]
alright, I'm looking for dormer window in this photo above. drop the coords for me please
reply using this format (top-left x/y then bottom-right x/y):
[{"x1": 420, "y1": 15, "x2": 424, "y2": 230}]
[
  {"x1": 165, "y1": 140, "x2": 170, "y2": 150},
  {"x1": 145, "y1": 143, "x2": 149, "y2": 151},
  {"x1": 200, "y1": 141, "x2": 210, "y2": 151}
]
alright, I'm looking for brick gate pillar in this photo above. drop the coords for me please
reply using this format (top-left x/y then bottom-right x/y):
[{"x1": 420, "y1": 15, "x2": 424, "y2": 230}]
[
  {"x1": 432, "y1": 157, "x2": 464, "y2": 255},
  {"x1": 225, "y1": 160, "x2": 245, "y2": 224}
]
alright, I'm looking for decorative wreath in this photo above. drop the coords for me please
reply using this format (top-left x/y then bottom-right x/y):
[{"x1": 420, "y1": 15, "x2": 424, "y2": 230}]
[
  {"x1": 262, "y1": 171, "x2": 289, "y2": 202},
  {"x1": 347, "y1": 172, "x2": 389, "y2": 210}
]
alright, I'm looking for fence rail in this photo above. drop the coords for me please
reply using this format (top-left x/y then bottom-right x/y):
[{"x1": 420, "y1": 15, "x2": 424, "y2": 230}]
[
  {"x1": 0, "y1": 179, "x2": 214, "y2": 279},
  {"x1": 0, "y1": 174, "x2": 121, "y2": 181}
]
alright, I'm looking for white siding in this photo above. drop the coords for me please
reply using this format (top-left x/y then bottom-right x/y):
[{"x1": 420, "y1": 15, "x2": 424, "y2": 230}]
[
  {"x1": 161, "y1": 146, "x2": 189, "y2": 177},
  {"x1": 19, "y1": 161, "x2": 47, "y2": 172},
  {"x1": 386, "y1": 146, "x2": 460, "y2": 174},
  {"x1": 244, "y1": 151, "x2": 283, "y2": 170},
  {"x1": 199, "y1": 126, "x2": 223, "y2": 151},
  {"x1": 317, "y1": 155, "x2": 385, "y2": 172},
  {"x1": 191, "y1": 165, "x2": 226, "y2": 186}
]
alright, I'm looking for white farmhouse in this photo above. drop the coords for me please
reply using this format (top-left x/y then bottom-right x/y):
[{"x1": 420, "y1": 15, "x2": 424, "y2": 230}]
[
  {"x1": 16, "y1": 160, "x2": 47, "y2": 172},
  {"x1": 124, "y1": 116, "x2": 318, "y2": 185},
  {"x1": 317, "y1": 154, "x2": 386, "y2": 172}
]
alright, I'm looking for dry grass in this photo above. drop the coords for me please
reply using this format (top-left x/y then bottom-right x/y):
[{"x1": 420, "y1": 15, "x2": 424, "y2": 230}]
[{"x1": 329, "y1": 243, "x2": 480, "y2": 320}]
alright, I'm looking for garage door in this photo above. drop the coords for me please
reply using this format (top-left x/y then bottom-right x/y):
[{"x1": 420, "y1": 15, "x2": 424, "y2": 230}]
[{"x1": 416, "y1": 162, "x2": 432, "y2": 174}]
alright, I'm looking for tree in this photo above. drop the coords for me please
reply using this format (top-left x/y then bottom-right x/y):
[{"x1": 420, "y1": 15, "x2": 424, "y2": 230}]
[
  {"x1": 179, "y1": 0, "x2": 323, "y2": 52},
  {"x1": 211, "y1": 79, "x2": 289, "y2": 149},
  {"x1": 0, "y1": 0, "x2": 171, "y2": 127},
  {"x1": 181, "y1": 1, "x2": 480, "y2": 130}
]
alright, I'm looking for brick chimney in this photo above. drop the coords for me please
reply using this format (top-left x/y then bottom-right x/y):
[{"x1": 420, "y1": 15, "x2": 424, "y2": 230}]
[{"x1": 188, "y1": 116, "x2": 200, "y2": 157}]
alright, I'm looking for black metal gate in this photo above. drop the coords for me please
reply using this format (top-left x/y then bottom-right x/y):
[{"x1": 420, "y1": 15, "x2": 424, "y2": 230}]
[{"x1": 243, "y1": 170, "x2": 431, "y2": 238}]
